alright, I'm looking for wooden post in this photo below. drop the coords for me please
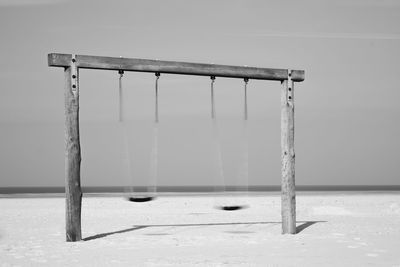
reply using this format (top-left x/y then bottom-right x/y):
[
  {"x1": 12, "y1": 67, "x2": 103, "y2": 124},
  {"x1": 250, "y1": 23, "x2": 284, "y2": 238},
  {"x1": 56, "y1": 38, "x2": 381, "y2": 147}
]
[
  {"x1": 281, "y1": 70, "x2": 296, "y2": 234},
  {"x1": 64, "y1": 54, "x2": 82, "y2": 242}
]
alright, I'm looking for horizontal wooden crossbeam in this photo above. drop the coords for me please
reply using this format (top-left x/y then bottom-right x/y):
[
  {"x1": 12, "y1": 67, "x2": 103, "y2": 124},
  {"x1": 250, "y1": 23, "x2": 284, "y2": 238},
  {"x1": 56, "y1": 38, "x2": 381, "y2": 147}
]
[{"x1": 48, "y1": 53, "x2": 305, "y2": 82}]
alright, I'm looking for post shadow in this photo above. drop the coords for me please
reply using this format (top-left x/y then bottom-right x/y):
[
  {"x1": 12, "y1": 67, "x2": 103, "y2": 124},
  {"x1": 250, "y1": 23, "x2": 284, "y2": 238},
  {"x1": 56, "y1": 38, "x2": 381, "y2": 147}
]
[
  {"x1": 296, "y1": 221, "x2": 320, "y2": 233},
  {"x1": 83, "y1": 220, "x2": 326, "y2": 241},
  {"x1": 83, "y1": 226, "x2": 148, "y2": 241}
]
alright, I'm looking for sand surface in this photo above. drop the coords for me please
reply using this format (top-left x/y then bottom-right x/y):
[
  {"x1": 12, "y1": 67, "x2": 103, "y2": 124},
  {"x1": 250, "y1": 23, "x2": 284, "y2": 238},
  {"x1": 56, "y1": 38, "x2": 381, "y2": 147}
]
[{"x1": 1, "y1": 192, "x2": 400, "y2": 266}]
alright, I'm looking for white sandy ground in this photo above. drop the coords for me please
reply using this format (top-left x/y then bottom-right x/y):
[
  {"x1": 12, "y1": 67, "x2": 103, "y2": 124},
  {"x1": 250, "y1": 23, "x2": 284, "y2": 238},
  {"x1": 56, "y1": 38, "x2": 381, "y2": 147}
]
[{"x1": 1, "y1": 192, "x2": 400, "y2": 267}]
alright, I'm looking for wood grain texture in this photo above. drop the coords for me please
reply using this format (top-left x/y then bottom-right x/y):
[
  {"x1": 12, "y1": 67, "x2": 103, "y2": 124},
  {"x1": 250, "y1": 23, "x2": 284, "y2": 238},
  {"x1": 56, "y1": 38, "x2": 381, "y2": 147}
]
[
  {"x1": 64, "y1": 66, "x2": 82, "y2": 242},
  {"x1": 281, "y1": 79, "x2": 296, "y2": 234},
  {"x1": 48, "y1": 53, "x2": 305, "y2": 82}
]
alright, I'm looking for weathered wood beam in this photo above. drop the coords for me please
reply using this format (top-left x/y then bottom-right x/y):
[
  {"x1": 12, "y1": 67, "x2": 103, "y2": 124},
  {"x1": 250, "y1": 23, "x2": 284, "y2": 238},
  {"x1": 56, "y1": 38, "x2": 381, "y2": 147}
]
[
  {"x1": 281, "y1": 74, "x2": 296, "y2": 234},
  {"x1": 64, "y1": 56, "x2": 82, "y2": 242},
  {"x1": 48, "y1": 53, "x2": 305, "y2": 82}
]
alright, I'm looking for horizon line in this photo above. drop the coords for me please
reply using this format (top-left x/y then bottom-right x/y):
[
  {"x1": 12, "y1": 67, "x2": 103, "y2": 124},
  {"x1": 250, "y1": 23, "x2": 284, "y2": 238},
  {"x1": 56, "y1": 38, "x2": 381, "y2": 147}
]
[{"x1": 1, "y1": 185, "x2": 400, "y2": 195}]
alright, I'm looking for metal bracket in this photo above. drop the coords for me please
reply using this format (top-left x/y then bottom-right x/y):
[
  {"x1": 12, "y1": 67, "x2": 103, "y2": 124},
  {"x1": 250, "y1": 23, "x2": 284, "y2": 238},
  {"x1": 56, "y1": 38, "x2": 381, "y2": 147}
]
[
  {"x1": 287, "y1": 69, "x2": 293, "y2": 105},
  {"x1": 71, "y1": 54, "x2": 78, "y2": 97}
]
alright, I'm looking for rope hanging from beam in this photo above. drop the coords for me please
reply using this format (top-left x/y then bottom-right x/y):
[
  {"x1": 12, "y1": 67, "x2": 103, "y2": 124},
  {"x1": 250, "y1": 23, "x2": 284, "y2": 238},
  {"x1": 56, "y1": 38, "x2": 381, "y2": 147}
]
[
  {"x1": 119, "y1": 72, "x2": 159, "y2": 203},
  {"x1": 211, "y1": 77, "x2": 250, "y2": 211}
]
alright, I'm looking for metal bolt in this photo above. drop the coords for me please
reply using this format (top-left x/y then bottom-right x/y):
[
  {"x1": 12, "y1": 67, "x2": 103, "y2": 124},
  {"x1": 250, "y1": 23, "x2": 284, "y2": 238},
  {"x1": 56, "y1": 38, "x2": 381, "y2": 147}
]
[
  {"x1": 72, "y1": 84, "x2": 76, "y2": 88},
  {"x1": 71, "y1": 58, "x2": 76, "y2": 63},
  {"x1": 72, "y1": 75, "x2": 76, "y2": 79}
]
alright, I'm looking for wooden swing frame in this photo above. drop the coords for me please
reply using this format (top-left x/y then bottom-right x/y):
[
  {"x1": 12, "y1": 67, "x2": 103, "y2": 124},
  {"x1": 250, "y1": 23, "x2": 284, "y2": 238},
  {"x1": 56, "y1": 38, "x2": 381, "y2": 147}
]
[{"x1": 48, "y1": 53, "x2": 305, "y2": 241}]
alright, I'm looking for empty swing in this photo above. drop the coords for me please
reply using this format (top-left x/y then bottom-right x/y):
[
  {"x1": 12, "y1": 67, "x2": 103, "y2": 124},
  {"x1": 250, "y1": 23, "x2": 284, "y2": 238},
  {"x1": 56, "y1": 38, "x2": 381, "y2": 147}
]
[
  {"x1": 119, "y1": 70, "x2": 160, "y2": 202},
  {"x1": 211, "y1": 76, "x2": 250, "y2": 211}
]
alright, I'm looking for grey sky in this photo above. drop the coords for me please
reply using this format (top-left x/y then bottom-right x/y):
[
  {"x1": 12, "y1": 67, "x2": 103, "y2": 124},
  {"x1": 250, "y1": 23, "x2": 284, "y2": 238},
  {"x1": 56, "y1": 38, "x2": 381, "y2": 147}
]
[{"x1": 0, "y1": 0, "x2": 399, "y2": 187}]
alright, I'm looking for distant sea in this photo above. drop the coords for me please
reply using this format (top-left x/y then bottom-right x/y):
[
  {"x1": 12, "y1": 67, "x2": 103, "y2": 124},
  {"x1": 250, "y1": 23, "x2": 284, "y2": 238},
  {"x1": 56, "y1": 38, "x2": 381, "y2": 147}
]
[{"x1": 1, "y1": 185, "x2": 400, "y2": 195}]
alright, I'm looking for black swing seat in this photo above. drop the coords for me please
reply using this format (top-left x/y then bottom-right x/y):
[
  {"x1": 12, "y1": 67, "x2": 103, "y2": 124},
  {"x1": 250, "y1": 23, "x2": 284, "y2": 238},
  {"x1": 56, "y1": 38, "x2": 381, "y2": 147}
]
[
  {"x1": 218, "y1": 205, "x2": 247, "y2": 211},
  {"x1": 127, "y1": 196, "x2": 155, "y2": 202}
]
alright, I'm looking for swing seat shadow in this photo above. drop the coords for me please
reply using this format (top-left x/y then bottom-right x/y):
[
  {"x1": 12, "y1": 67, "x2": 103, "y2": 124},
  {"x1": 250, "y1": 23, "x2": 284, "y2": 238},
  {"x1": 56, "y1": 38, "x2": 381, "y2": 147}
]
[{"x1": 83, "y1": 220, "x2": 325, "y2": 241}]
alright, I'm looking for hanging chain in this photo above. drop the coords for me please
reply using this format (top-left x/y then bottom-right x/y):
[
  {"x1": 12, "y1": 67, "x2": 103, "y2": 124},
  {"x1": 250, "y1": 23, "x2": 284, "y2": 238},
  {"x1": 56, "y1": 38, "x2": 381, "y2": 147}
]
[
  {"x1": 244, "y1": 78, "x2": 249, "y2": 120},
  {"x1": 155, "y1": 72, "x2": 160, "y2": 123},
  {"x1": 210, "y1": 76, "x2": 216, "y2": 119},
  {"x1": 243, "y1": 78, "x2": 249, "y2": 195},
  {"x1": 118, "y1": 70, "x2": 124, "y2": 122}
]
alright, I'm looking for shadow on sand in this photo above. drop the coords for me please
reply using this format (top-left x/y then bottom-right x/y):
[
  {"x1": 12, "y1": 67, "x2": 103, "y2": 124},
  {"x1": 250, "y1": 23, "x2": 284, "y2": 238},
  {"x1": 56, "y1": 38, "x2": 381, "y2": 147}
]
[
  {"x1": 83, "y1": 220, "x2": 325, "y2": 241},
  {"x1": 296, "y1": 221, "x2": 320, "y2": 233},
  {"x1": 83, "y1": 226, "x2": 148, "y2": 241}
]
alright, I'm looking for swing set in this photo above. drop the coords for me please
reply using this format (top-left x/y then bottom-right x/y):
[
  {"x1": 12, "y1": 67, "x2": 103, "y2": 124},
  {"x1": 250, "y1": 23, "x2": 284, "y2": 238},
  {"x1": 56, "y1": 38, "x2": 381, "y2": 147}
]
[
  {"x1": 121, "y1": 70, "x2": 248, "y2": 206},
  {"x1": 48, "y1": 53, "x2": 305, "y2": 242}
]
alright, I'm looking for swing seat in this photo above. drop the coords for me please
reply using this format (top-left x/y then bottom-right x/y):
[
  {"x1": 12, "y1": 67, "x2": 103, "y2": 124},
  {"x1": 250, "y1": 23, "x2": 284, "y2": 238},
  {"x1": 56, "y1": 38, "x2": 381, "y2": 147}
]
[
  {"x1": 127, "y1": 196, "x2": 155, "y2": 202},
  {"x1": 218, "y1": 205, "x2": 247, "y2": 211}
]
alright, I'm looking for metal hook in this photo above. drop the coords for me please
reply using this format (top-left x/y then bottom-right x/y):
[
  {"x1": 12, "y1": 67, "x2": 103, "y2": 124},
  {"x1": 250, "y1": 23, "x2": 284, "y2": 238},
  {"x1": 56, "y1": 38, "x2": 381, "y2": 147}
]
[{"x1": 118, "y1": 69, "x2": 124, "y2": 78}]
